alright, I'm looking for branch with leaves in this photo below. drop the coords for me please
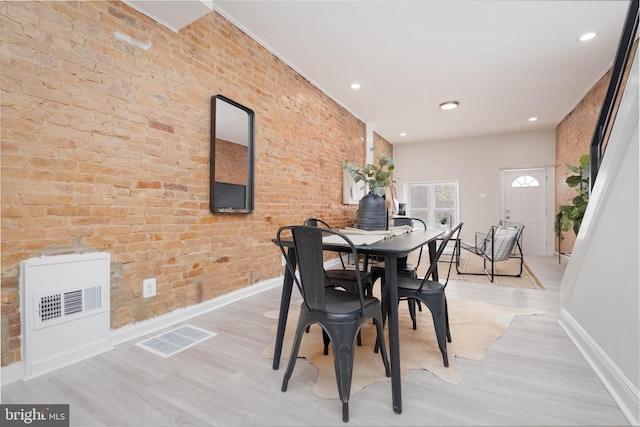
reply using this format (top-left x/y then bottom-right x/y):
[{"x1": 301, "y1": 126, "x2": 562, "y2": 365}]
[
  {"x1": 343, "y1": 147, "x2": 395, "y2": 196},
  {"x1": 558, "y1": 154, "x2": 590, "y2": 234}
]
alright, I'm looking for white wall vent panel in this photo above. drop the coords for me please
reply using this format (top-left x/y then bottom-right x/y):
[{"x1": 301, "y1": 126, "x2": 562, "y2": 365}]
[
  {"x1": 33, "y1": 284, "x2": 106, "y2": 330},
  {"x1": 21, "y1": 252, "x2": 112, "y2": 380}
]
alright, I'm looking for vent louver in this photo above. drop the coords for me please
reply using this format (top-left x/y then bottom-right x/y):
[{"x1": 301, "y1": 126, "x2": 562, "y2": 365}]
[
  {"x1": 39, "y1": 294, "x2": 62, "y2": 322},
  {"x1": 35, "y1": 284, "x2": 106, "y2": 330},
  {"x1": 22, "y1": 252, "x2": 111, "y2": 380},
  {"x1": 64, "y1": 290, "x2": 82, "y2": 316}
]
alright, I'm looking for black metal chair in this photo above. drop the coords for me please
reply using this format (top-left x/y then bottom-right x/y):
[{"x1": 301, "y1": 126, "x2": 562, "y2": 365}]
[
  {"x1": 370, "y1": 217, "x2": 426, "y2": 286},
  {"x1": 304, "y1": 218, "x2": 373, "y2": 296},
  {"x1": 383, "y1": 223, "x2": 463, "y2": 367},
  {"x1": 371, "y1": 217, "x2": 426, "y2": 332},
  {"x1": 458, "y1": 221, "x2": 523, "y2": 282},
  {"x1": 276, "y1": 225, "x2": 390, "y2": 422}
]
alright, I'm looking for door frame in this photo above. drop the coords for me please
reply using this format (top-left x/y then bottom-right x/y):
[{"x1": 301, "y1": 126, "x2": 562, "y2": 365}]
[{"x1": 499, "y1": 166, "x2": 555, "y2": 256}]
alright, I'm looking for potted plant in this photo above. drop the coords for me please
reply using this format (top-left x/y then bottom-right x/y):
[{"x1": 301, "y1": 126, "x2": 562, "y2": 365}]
[
  {"x1": 439, "y1": 214, "x2": 449, "y2": 230},
  {"x1": 558, "y1": 154, "x2": 590, "y2": 235},
  {"x1": 343, "y1": 148, "x2": 394, "y2": 196},
  {"x1": 344, "y1": 148, "x2": 395, "y2": 230},
  {"x1": 554, "y1": 211, "x2": 565, "y2": 264}
]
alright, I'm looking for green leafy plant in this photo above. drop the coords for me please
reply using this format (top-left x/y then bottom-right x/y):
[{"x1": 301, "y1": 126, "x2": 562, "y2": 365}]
[
  {"x1": 439, "y1": 215, "x2": 449, "y2": 225},
  {"x1": 558, "y1": 154, "x2": 590, "y2": 234},
  {"x1": 554, "y1": 211, "x2": 565, "y2": 240},
  {"x1": 343, "y1": 147, "x2": 395, "y2": 196}
]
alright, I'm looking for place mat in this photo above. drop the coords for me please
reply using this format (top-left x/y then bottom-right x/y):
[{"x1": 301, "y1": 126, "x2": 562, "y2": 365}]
[{"x1": 322, "y1": 234, "x2": 386, "y2": 246}]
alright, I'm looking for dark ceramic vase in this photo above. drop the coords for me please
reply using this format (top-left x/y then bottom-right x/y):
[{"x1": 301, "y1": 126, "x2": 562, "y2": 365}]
[{"x1": 358, "y1": 192, "x2": 387, "y2": 230}]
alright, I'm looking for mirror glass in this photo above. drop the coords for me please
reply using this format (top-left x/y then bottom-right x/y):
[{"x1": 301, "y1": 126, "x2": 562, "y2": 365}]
[{"x1": 210, "y1": 95, "x2": 254, "y2": 213}]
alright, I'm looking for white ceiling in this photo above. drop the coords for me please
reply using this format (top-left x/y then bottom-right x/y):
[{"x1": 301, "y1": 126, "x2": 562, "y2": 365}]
[{"x1": 209, "y1": 0, "x2": 630, "y2": 144}]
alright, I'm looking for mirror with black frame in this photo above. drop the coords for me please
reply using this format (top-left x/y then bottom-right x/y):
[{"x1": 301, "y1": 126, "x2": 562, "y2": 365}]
[{"x1": 210, "y1": 95, "x2": 254, "y2": 214}]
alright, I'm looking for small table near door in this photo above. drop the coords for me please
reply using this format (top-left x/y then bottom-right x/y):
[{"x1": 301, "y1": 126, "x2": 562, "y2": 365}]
[{"x1": 272, "y1": 228, "x2": 444, "y2": 414}]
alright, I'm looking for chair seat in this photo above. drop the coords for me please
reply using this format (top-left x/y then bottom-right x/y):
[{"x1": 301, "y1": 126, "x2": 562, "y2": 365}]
[
  {"x1": 325, "y1": 268, "x2": 372, "y2": 283},
  {"x1": 372, "y1": 261, "x2": 416, "y2": 274},
  {"x1": 459, "y1": 241, "x2": 481, "y2": 255},
  {"x1": 396, "y1": 275, "x2": 444, "y2": 294},
  {"x1": 315, "y1": 288, "x2": 381, "y2": 315},
  {"x1": 325, "y1": 269, "x2": 373, "y2": 296}
]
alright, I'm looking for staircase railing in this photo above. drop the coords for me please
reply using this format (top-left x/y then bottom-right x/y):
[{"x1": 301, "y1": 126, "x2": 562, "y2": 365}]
[{"x1": 590, "y1": 0, "x2": 639, "y2": 189}]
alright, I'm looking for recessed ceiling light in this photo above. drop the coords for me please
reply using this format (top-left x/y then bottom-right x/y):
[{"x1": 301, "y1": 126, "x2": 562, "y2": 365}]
[
  {"x1": 578, "y1": 32, "x2": 596, "y2": 42},
  {"x1": 439, "y1": 101, "x2": 459, "y2": 110},
  {"x1": 528, "y1": 117, "x2": 538, "y2": 122},
  {"x1": 350, "y1": 83, "x2": 361, "y2": 90},
  {"x1": 400, "y1": 132, "x2": 407, "y2": 137}
]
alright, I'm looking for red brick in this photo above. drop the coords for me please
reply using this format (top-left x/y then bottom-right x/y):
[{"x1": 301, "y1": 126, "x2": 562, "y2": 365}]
[{"x1": 0, "y1": 1, "x2": 365, "y2": 367}]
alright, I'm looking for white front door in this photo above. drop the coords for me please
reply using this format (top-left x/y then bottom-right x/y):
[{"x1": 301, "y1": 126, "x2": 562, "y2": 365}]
[{"x1": 503, "y1": 168, "x2": 547, "y2": 256}]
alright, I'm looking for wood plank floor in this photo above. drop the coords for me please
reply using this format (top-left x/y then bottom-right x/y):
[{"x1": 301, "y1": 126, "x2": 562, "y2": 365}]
[{"x1": 1, "y1": 256, "x2": 630, "y2": 426}]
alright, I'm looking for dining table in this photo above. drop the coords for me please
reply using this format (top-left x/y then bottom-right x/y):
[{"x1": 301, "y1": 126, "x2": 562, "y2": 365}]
[{"x1": 271, "y1": 227, "x2": 444, "y2": 414}]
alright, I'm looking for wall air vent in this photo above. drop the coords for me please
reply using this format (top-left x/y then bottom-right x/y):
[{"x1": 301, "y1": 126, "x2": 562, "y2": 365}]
[
  {"x1": 21, "y1": 252, "x2": 112, "y2": 380},
  {"x1": 34, "y1": 284, "x2": 106, "y2": 330}
]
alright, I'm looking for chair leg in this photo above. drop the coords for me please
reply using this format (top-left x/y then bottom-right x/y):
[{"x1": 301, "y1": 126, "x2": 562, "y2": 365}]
[
  {"x1": 322, "y1": 329, "x2": 330, "y2": 355},
  {"x1": 373, "y1": 317, "x2": 391, "y2": 377},
  {"x1": 445, "y1": 297, "x2": 451, "y2": 343},
  {"x1": 326, "y1": 321, "x2": 361, "y2": 423},
  {"x1": 282, "y1": 320, "x2": 312, "y2": 392},
  {"x1": 408, "y1": 299, "x2": 417, "y2": 330},
  {"x1": 420, "y1": 294, "x2": 449, "y2": 367},
  {"x1": 375, "y1": 283, "x2": 389, "y2": 354}
]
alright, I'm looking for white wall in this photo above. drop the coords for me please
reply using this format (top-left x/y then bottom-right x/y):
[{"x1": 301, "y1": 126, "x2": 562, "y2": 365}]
[
  {"x1": 393, "y1": 129, "x2": 556, "y2": 243},
  {"x1": 559, "y1": 51, "x2": 639, "y2": 425}
]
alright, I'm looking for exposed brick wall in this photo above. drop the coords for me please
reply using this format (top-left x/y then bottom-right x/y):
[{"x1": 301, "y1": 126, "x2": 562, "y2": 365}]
[
  {"x1": 373, "y1": 132, "x2": 394, "y2": 207},
  {"x1": 0, "y1": 2, "x2": 365, "y2": 366},
  {"x1": 555, "y1": 71, "x2": 610, "y2": 253},
  {"x1": 374, "y1": 132, "x2": 393, "y2": 159},
  {"x1": 555, "y1": 42, "x2": 637, "y2": 254},
  {"x1": 555, "y1": 71, "x2": 611, "y2": 253}
]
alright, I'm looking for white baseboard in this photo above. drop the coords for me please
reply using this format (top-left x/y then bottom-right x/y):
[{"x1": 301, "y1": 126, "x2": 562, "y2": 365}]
[
  {"x1": 111, "y1": 276, "x2": 283, "y2": 346},
  {"x1": 2, "y1": 275, "x2": 283, "y2": 386},
  {"x1": 559, "y1": 309, "x2": 640, "y2": 426}
]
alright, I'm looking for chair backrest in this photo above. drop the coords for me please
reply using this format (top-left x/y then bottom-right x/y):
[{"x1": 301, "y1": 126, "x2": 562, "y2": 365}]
[
  {"x1": 276, "y1": 225, "x2": 366, "y2": 313},
  {"x1": 498, "y1": 220, "x2": 525, "y2": 255},
  {"x1": 441, "y1": 222, "x2": 463, "y2": 285},
  {"x1": 304, "y1": 217, "x2": 331, "y2": 228},
  {"x1": 418, "y1": 222, "x2": 464, "y2": 290},
  {"x1": 303, "y1": 217, "x2": 348, "y2": 269},
  {"x1": 482, "y1": 225, "x2": 519, "y2": 261},
  {"x1": 393, "y1": 217, "x2": 427, "y2": 267}
]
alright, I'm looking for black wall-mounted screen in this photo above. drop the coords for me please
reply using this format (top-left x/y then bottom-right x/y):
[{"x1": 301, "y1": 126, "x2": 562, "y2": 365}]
[{"x1": 214, "y1": 182, "x2": 247, "y2": 210}]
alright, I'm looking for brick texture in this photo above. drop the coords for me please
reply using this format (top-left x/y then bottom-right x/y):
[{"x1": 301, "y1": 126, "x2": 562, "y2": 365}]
[
  {"x1": 0, "y1": 2, "x2": 366, "y2": 366},
  {"x1": 555, "y1": 71, "x2": 610, "y2": 253},
  {"x1": 555, "y1": 40, "x2": 637, "y2": 254}
]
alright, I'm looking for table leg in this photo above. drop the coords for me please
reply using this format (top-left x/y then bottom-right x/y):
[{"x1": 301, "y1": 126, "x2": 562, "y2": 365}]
[
  {"x1": 272, "y1": 247, "x2": 297, "y2": 370},
  {"x1": 385, "y1": 255, "x2": 402, "y2": 414},
  {"x1": 428, "y1": 240, "x2": 439, "y2": 281}
]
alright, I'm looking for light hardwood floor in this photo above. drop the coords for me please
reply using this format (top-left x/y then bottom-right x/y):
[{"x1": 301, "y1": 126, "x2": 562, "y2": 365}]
[{"x1": 1, "y1": 256, "x2": 630, "y2": 426}]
